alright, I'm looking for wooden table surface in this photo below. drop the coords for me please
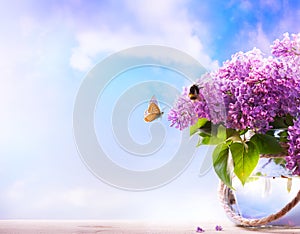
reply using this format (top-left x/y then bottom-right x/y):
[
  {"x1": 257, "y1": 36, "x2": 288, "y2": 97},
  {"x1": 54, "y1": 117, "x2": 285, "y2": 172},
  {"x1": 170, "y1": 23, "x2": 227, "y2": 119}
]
[{"x1": 0, "y1": 220, "x2": 299, "y2": 234}]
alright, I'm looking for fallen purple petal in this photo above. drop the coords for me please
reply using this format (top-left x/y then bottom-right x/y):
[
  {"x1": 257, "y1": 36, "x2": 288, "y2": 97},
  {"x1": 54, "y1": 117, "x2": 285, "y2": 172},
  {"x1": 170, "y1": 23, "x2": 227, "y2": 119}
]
[
  {"x1": 215, "y1": 225, "x2": 223, "y2": 231},
  {"x1": 196, "y1": 226, "x2": 205, "y2": 233}
]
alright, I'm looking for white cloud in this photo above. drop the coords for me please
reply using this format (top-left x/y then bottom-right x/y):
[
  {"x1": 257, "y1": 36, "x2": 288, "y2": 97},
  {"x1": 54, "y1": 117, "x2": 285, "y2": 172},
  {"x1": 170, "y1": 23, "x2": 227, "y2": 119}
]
[
  {"x1": 239, "y1": 0, "x2": 252, "y2": 11},
  {"x1": 69, "y1": 0, "x2": 218, "y2": 72},
  {"x1": 2, "y1": 178, "x2": 134, "y2": 218},
  {"x1": 19, "y1": 15, "x2": 40, "y2": 37},
  {"x1": 70, "y1": 48, "x2": 93, "y2": 71},
  {"x1": 33, "y1": 187, "x2": 100, "y2": 209},
  {"x1": 1, "y1": 165, "x2": 226, "y2": 221},
  {"x1": 277, "y1": 5, "x2": 300, "y2": 35},
  {"x1": 4, "y1": 180, "x2": 27, "y2": 201},
  {"x1": 237, "y1": 3, "x2": 300, "y2": 55},
  {"x1": 259, "y1": 0, "x2": 281, "y2": 13},
  {"x1": 227, "y1": 0, "x2": 252, "y2": 11},
  {"x1": 231, "y1": 22, "x2": 272, "y2": 55},
  {"x1": 248, "y1": 23, "x2": 271, "y2": 54}
]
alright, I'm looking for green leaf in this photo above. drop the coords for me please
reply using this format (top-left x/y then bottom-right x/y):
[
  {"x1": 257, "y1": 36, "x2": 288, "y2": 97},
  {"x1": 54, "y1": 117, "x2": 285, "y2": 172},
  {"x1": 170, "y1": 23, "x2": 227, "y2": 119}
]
[
  {"x1": 199, "y1": 121, "x2": 212, "y2": 135},
  {"x1": 278, "y1": 130, "x2": 288, "y2": 142},
  {"x1": 201, "y1": 135, "x2": 224, "y2": 145},
  {"x1": 199, "y1": 125, "x2": 226, "y2": 145},
  {"x1": 239, "y1": 129, "x2": 249, "y2": 135},
  {"x1": 250, "y1": 134, "x2": 283, "y2": 154},
  {"x1": 226, "y1": 128, "x2": 242, "y2": 143},
  {"x1": 285, "y1": 114, "x2": 294, "y2": 126},
  {"x1": 270, "y1": 117, "x2": 288, "y2": 129},
  {"x1": 190, "y1": 118, "x2": 208, "y2": 136},
  {"x1": 230, "y1": 142, "x2": 259, "y2": 185},
  {"x1": 226, "y1": 128, "x2": 238, "y2": 138},
  {"x1": 271, "y1": 114, "x2": 294, "y2": 128},
  {"x1": 201, "y1": 136, "x2": 212, "y2": 145},
  {"x1": 217, "y1": 125, "x2": 226, "y2": 141},
  {"x1": 213, "y1": 143, "x2": 233, "y2": 189},
  {"x1": 273, "y1": 157, "x2": 286, "y2": 166}
]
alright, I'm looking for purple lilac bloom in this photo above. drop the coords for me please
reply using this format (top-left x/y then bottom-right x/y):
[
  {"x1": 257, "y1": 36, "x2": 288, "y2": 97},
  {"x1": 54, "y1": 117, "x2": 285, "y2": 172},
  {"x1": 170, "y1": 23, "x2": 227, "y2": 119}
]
[
  {"x1": 272, "y1": 33, "x2": 300, "y2": 57},
  {"x1": 192, "y1": 79, "x2": 211, "y2": 121},
  {"x1": 168, "y1": 87, "x2": 199, "y2": 130},
  {"x1": 215, "y1": 225, "x2": 223, "y2": 231},
  {"x1": 200, "y1": 77, "x2": 227, "y2": 124},
  {"x1": 214, "y1": 48, "x2": 300, "y2": 132},
  {"x1": 271, "y1": 33, "x2": 300, "y2": 115},
  {"x1": 168, "y1": 76, "x2": 226, "y2": 130},
  {"x1": 168, "y1": 33, "x2": 300, "y2": 136},
  {"x1": 287, "y1": 119, "x2": 300, "y2": 176}
]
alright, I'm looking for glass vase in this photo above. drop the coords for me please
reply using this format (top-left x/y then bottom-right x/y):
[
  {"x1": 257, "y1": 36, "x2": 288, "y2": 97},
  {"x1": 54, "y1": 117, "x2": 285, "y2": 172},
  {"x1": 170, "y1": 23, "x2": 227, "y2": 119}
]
[{"x1": 220, "y1": 157, "x2": 300, "y2": 227}]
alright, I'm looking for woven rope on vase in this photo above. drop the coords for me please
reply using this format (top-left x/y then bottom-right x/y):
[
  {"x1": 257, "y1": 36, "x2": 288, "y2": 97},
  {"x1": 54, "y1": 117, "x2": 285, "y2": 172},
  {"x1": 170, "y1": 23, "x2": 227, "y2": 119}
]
[
  {"x1": 219, "y1": 181, "x2": 300, "y2": 226},
  {"x1": 218, "y1": 149, "x2": 300, "y2": 227}
]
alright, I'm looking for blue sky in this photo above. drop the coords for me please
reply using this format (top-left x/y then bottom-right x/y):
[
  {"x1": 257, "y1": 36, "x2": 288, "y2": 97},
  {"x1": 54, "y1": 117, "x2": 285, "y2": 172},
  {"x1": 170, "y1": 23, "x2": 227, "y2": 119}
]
[{"x1": 1, "y1": 0, "x2": 300, "y2": 223}]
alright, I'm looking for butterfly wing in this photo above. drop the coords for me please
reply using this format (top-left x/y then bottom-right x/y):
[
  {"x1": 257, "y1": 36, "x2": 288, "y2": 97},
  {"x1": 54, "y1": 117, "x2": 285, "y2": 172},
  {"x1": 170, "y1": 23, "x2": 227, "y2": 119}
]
[
  {"x1": 144, "y1": 96, "x2": 163, "y2": 122},
  {"x1": 147, "y1": 102, "x2": 161, "y2": 114},
  {"x1": 149, "y1": 95, "x2": 158, "y2": 105},
  {"x1": 144, "y1": 113, "x2": 160, "y2": 122}
]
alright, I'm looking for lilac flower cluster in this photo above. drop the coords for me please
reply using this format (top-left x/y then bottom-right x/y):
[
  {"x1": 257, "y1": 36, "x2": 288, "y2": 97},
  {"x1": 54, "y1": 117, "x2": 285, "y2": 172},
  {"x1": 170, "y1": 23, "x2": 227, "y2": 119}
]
[
  {"x1": 271, "y1": 33, "x2": 300, "y2": 116},
  {"x1": 168, "y1": 33, "x2": 300, "y2": 175},
  {"x1": 215, "y1": 49, "x2": 285, "y2": 132},
  {"x1": 168, "y1": 85, "x2": 210, "y2": 130},
  {"x1": 200, "y1": 77, "x2": 227, "y2": 124},
  {"x1": 273, "y1": 33, "x2": 300, "y2": 175},
  {"x1": 168, "y1": 76, "x2": 226, "y2": 130},
  {"x1": 168, "y1": 87, "x2": 197, "y2": 130},
  {"x1": 169, "y1": 47, "x2": 300, "y2": 132},
  {"x1": 286, "y1": 119, "x2": 300, "y2": 175},
  {"x1": 272, "y1": 32, "x2": 300, "y2": 58}
]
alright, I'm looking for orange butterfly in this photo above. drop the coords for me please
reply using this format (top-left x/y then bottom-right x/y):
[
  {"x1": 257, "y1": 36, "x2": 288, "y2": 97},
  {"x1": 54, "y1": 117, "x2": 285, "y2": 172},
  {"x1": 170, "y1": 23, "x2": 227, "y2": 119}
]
[{"x1": 144, "y1": 96, "x2": 164, "y2": 122}]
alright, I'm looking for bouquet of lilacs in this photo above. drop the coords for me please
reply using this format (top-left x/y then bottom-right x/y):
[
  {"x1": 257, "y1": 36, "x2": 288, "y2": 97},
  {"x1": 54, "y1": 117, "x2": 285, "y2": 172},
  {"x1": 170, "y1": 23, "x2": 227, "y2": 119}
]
[{"x1": 168, "y1": 33, "x2": 300, "y2": 189}]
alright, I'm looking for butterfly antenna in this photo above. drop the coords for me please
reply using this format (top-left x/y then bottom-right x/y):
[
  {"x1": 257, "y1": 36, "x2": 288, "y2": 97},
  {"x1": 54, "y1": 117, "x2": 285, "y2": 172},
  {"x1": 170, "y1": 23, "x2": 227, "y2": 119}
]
[
  {"x1": 161, "y1": 106, "x2": 168, "y2": 113},
  {"x1": 159, "y1": 106, "x2": 168, "y2": 120}
]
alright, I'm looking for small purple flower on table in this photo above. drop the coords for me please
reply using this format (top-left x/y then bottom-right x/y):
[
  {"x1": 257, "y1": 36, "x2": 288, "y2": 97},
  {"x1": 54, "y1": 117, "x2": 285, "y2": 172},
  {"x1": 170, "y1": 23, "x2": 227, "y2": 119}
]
[
  {"x1": 215, "y1": 225, "x2": 223, "y2": 231},
  {"x1": 196, "y1": 226, "x2": 205, "y2": 233}
]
